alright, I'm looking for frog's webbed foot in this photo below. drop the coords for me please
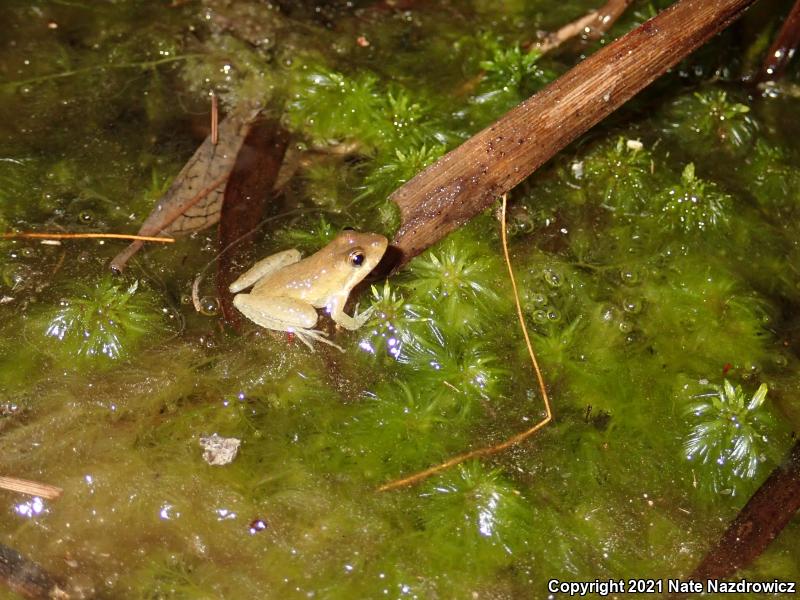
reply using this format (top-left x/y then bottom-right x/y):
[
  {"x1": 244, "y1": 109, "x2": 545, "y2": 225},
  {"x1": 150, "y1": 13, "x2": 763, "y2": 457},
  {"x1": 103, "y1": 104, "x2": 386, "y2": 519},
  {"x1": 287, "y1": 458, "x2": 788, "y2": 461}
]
[{"x1": 292, "y1": 327, "x2": 345, "y2": 353}]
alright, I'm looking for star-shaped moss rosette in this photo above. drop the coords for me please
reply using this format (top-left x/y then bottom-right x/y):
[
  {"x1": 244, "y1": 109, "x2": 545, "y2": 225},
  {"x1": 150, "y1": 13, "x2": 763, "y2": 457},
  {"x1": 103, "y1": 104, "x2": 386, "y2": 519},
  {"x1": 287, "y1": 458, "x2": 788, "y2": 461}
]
[
  {"x1": 656, "y1": 163, "x2": 732, "y2": 233},
  {"x1": 39, "y1": 277, "x2": 162, "y2": 367},
  {"x1": 417, "y1": 462, "x2": 534, "y2": 570},
  {"x1": 664, "y1": 89, "x2": 757, "y2": 154},
  {"x1": 469, "y1": 35, "x2": 555, "y2": 124},
  {"x1": 684, "y1": 379, "x2": 780, "y2": 496},
  {"x1": 356, "y1": 281, "x2": 425, "y2": 362},
  {"x1": 582, "y1": 137, "x2": 660, "y2": 214},
  {"x1": 405, "y1": 234, "x2": 507, "y2": 336}
]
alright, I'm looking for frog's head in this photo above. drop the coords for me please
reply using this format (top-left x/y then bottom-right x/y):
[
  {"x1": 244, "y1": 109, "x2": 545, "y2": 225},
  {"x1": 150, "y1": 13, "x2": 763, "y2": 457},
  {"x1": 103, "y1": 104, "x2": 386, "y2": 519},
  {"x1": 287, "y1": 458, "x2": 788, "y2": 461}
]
[{"x1": 330, "y1": 230, "x2": 388, "y2": 288}]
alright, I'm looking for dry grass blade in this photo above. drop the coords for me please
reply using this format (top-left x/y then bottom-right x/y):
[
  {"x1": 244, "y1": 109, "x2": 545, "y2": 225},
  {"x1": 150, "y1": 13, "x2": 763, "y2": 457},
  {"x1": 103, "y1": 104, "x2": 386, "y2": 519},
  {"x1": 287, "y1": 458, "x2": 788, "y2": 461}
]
[
  {"x1": 755, "y1": 0, "x2": 800, "y2": 83},
  {"x1": 377, "y1": 195, "x2": 552, "y2": 492}
]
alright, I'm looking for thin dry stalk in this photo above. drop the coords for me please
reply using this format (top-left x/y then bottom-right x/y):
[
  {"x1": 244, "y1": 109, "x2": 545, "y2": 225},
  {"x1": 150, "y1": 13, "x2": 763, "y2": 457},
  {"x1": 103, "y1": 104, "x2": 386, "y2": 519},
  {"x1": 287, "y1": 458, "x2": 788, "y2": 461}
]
[
  {"x1": 378, "y1": 195, "x2": 552, "y2": 492},
  {"x1": 1, "y1": 233, "x2": 174, "y2": 243},
  {"x1": 755, "y1": 0, "x2": 800, "y2": 83},
  {"x1": 536, "y1": 0, "x2": 634, "y2": 52}
]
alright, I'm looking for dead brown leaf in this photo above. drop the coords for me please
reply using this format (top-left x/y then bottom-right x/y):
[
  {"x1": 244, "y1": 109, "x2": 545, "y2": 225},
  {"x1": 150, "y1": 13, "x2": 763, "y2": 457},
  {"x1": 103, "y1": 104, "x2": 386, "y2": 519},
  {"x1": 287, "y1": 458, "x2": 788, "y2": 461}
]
[{"x1": 110, "y1": 103, "x2": 262, "y2": 272}]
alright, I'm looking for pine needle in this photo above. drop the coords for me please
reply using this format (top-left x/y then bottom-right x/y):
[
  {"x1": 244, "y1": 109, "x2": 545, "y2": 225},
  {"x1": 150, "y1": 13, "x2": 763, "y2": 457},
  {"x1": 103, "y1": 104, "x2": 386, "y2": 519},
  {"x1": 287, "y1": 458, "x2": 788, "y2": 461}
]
[{"x1": 1, "y1": 232, "x2": 175, "y2": 243}]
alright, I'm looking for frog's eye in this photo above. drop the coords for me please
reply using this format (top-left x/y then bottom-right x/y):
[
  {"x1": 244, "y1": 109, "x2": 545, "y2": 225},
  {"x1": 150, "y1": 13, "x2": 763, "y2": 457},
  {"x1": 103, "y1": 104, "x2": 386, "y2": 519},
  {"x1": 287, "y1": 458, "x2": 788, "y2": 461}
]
[{"x1": 349, "y1": 249, "x2": 366, "y2": 267}]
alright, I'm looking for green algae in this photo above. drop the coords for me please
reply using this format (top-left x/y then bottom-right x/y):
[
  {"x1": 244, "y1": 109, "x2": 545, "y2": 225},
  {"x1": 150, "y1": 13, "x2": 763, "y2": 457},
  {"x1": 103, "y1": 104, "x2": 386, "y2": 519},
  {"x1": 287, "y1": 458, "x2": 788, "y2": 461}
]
[{"x1": 1, "y1": 0, "x2": 800, "y2": 598}]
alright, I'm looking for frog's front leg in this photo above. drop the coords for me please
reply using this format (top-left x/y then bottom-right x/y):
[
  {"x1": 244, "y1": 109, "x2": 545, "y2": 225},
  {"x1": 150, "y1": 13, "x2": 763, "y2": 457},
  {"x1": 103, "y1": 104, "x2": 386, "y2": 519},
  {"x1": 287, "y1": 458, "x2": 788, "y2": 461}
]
[
  {"x1": 326, "y1": 292, "x2": 375, "y2": 331},
  {"x1": 233, "y1": 294, "x2": 344, "y2": 352},
  {"x1": 229, "y1": 249, "x2": 302, "y2": 293}
]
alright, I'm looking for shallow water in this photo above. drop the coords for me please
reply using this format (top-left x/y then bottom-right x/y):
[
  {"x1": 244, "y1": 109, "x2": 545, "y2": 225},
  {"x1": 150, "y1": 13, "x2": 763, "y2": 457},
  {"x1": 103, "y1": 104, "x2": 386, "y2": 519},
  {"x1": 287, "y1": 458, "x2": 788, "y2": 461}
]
[{"x1": 1, "y1": 1, "x2": 799, "y2": 598}]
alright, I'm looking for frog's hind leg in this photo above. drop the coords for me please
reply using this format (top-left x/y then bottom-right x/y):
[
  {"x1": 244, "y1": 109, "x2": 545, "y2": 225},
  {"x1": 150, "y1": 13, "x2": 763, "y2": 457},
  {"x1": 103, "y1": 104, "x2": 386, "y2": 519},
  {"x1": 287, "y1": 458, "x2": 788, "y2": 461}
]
[
  {"x1": 229, "y1": 249, "x2": 302, "y2": 293},
  {"x1": 233, "y1": 294, "x2": 343, "y2": 352}
]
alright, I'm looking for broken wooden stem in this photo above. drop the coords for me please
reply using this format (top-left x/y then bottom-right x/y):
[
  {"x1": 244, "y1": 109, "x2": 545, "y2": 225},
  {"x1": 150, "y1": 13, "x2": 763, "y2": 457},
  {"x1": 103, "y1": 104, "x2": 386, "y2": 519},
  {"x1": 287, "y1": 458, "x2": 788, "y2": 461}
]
[
  {"x1": 536, "y1": 0, "x2": 634, "y2": 53},
  {"x1": 390, "y1": 0, "x2": 758, "y2": 265},
  {"x1": 0, "y1": 543, "x2": 67, "y2": 600}
]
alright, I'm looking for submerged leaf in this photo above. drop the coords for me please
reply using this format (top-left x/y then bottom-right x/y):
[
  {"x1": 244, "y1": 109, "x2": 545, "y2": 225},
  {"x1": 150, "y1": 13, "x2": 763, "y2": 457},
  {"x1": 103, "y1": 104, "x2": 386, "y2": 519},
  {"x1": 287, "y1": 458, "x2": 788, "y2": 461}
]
[{"x1": 110, "y1": 103, "x2": 263, "y2": 271}]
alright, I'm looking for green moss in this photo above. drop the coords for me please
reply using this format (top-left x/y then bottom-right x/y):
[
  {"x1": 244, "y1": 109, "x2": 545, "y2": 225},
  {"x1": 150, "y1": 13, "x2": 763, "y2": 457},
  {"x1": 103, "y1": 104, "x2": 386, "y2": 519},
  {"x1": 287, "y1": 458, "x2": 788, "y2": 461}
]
[
  {"x1": 639, "y1": 258, "x2": 775, "y2": 374},
  {"x1": 664, "y1": 89, "x2": 757, "y2": 154},
  {"x1": 360, "y1": 144, "x2": 447, "y2": 205},
  {"x1": 468, "y1": 36, "x2": 556, "y2": 125},
  {"x1": 655, "y1": 163, "x2": 733, "y2": 234},
  {"x1": 398, "y1": 324, "x2": 508, "y2": 418},
  {"x1": 741, "y1": 139, "x2": 800, "y2": 215},
  {"x1": 582, "y1": 137, "x2": 661, "y2": 214},
  {"x1": 416, "y1": 462, "x2": 535, "y2": 571},
  {"x1": 683, "y1": 379, "x2": 784, "y2": 497},
  {"x1": 404, "y1": 229, "x2": 508, "y2": 335},
  {"x1": 273, "y1": 215, "x2": 339, "y2": 252},
  {"x1": 3, "y1": 1, "x2": 800, "y2": 597},
  {"x1": 284, "y1": 65, "x2": 445, "y2": 154},
  {"x1": 35, "y1": 276, "x2": 163, "y2": 367},
  {"x1": 356, "y1": 281, "x2": 421, "y2": 363},
  {"x1": 336, "y1": 382, "x2": 460, "y2": 479}
]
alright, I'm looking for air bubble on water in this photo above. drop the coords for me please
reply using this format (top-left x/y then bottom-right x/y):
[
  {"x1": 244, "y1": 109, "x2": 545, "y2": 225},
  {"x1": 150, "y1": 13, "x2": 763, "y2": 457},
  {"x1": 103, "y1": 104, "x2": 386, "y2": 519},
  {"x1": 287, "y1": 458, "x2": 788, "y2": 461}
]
[
  {"x1": 542, "y1": 267, "x2": 562, "y2": 288},
  {"x1": 199, "y1": 297, "x2": 219, "y2": 316},
  {"x1": 622, "y1": 298, "x2": 642, "y2": 314}
]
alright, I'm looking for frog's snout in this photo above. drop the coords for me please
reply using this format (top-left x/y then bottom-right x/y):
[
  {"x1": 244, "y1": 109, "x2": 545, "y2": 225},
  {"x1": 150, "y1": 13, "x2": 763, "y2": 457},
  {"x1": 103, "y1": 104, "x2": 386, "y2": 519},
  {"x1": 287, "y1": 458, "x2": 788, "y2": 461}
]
[{"x1": 371, "y1": 235, "x2": 389, "y2": 255}]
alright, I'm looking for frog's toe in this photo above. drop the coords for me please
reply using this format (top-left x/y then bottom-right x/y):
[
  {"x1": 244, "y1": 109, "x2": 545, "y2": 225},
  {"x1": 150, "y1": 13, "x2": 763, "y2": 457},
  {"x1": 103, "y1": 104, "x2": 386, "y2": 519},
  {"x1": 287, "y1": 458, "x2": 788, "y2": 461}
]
[
  {"x1": 293, "y1": 327, "x2": 344, "y2": 353},
  {"x1": 353, "y1": 304, "x2": 376, "y2": 327}
]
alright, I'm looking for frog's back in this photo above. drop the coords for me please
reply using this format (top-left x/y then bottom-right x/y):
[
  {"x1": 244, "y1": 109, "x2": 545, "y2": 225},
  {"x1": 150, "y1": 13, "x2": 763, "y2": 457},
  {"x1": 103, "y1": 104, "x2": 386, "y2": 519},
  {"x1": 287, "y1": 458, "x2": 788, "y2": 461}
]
[
  {"x1": 251, "y1": 230, "x2": 387, "y2": 305},
  {"x1": 251, "y1": 252, "x2": 335, "y2": 302}
]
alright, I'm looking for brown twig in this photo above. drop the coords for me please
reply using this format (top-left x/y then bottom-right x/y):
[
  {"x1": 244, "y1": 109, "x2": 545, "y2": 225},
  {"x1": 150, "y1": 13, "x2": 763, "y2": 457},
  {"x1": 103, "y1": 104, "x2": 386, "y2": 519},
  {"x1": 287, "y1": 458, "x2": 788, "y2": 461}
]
[
  {"x1": 535, "y1": 0, "x2": 634, "y2": 53},
  {"x1": 689, "y1": 440, "x2": 800, "y2": 581},
  {"x1": 589, "y1": 0, "x2": 635, "y2": 38},
  {"x1": 755, "y1": 0, "x2": 800, "y2": 83},
  {"x1": 536, "y1": 11, "x2": 602, "y2": 53},
  {"x1": 378, "y1": 195, "x2": 552, "y2": 492},
  {"x1": 389, "y1": 0, "x2": 758, "y2": 266},
  {"x1": 1, "y1": 233, "x2": 174, "y2": 243},
  {"x1": 0, "y1": 476, "x2": 62, "y2": 500},
  {"x1": 460, "y1": 0, "x2": 634, "y2": 98}
]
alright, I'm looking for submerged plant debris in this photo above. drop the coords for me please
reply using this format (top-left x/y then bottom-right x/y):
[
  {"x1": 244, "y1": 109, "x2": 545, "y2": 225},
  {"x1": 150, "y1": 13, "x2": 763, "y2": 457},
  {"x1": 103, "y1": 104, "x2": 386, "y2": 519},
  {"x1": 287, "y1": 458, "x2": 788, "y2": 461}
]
[{"x1": 0, "y1": 0, "x2": 799, "y2": 597}]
